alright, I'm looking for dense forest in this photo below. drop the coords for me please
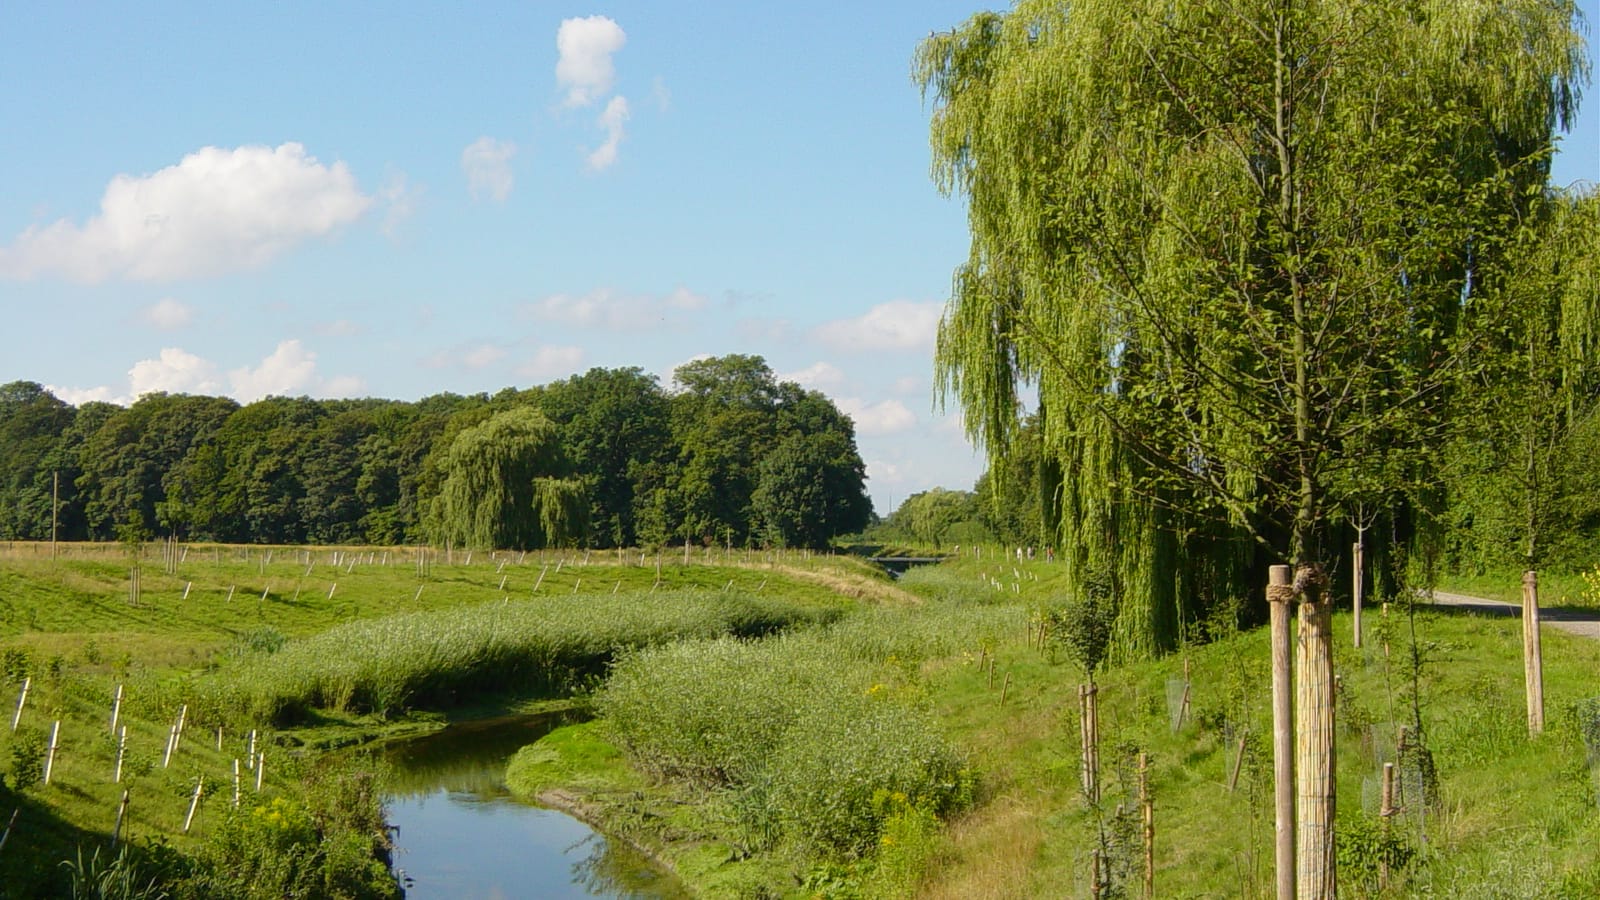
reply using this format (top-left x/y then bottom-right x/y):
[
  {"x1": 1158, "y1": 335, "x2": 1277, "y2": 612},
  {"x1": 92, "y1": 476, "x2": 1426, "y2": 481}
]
[{"x1": 0, "y1": 354, "x2": 871, "y2": 550}]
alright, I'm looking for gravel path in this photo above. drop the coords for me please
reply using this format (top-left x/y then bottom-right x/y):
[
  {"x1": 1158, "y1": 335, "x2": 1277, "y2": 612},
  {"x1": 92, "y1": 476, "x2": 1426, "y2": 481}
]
[{"x1": 1427, "y1": 589, "x2": 1600, "y2": 641}]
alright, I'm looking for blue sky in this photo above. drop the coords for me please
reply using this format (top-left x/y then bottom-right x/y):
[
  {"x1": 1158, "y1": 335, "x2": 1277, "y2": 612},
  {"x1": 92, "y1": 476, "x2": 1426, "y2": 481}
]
[{"x1": 1, "y1": 2, "x2": 1596, "y2": 516}]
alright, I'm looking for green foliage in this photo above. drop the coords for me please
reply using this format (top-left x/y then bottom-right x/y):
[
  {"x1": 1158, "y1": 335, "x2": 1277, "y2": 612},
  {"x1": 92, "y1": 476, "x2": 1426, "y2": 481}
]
[
  {"x1": 60, "y1": 845, "x2": 170, "y2": 900},
  {"x1": 428, "y1": 406, "x2": 587, "y2": 550},
  {"x1": 752, "y1": 431, "x2": 870, "y2": 549},
  {"x1": 598, "y1": 623, "x2": 973, "y2": 860},
  {"x1": 917, "y1": 0, "x2": 1588, "y2": 655},
  {"x1": 175, "y1": 763, "x2": 398, "y2": 900},
  {"x1": 8, "y1": 724, "x2": 45, "y2": 791},
  {"x1": 203, "y1": 590, "x2": 833, "y2": 724},
  {"x1": 1048, "y1": 578, "x2": 1116, "y2": 682}
]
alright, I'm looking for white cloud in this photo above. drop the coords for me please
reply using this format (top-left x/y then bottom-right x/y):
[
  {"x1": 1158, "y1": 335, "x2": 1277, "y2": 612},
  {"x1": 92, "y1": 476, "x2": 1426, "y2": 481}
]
[
  {"x1": 139, "y1": 298, "x2": 194, "y2": 330},
  {"x1": 556, "y1": 15, "x2": 626, "y2": 108},
  {"x1": 228, "y1": 340, "x2": 319, "y2": 402},
  {"x1": 777, "y1": 361, "x2": 847, "y2": 391},
  {"x1": 813, "y1": 300, "x2": 943, "y2": 353},
  {"x1": 321, "y1": 375, "x2": 367, "y2": 398},
  {"x1": 837, "y1": 397, "x2": 917, "y2": 436},
  {"x1": 650, "y1": 76, "x2": 671, "y2": 112},
  {"x1": 129, "y1": 347, "x2": 225, "y2": 396},
  {"x1": 0, "y1": 143, "x2": 372, "y2": 283},
  {"x1": 587, "y1": 95, "x2": 630, "y2": 172},
  {"x1": 527, "y1": 285, "x2": 707, "y2": 331},
  {"x1": 462, "y1": 137, "x2": 517, "y2": 202},
  {"x1": 516, "y1": 345, "x2": 586, "y2": 381},
  {"x1": 45, "y1": 384, "x2": 128, "y2": 407}
]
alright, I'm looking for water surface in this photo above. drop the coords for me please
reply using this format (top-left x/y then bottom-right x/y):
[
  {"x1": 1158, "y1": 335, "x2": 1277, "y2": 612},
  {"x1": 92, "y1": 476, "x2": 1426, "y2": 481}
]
[{"x1": 380, "y1": 713, "x2": 687, "y2": 900}]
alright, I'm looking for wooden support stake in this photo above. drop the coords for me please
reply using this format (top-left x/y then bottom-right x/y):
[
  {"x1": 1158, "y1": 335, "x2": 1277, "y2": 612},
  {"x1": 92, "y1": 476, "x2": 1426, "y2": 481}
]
[
  {"x1": 255, "y1": 752, "x2": 265, "y2": 791},
  {"x1": 11, "y1": 676, "x2": 28, "y2": 732},
  {"x1": 1295, "y1": 566, "x2": 1336, "y2": 899},
  {"x1": 0, "y1": 807, "x2": 17, "y2": 856},
  {"x1": 110, "y1": 791, "x2": 129, "y2": 849},
  {"x1": 43, "y1": 720, "x2": 59, "y2": 785},
  {"x1": 233, "y1": 759, "x2": 241, "y2": 808},
  {"x1": 115, "y1": 726, "x2": 126, "y2": 783},
  {"x1": 183, "y1": 777, "x2": 204, "y2": 833},
  {"x1": 987, "y1": 659, "x2": 995, "y2": 690},
  {"x1": 163, "y1": 723, "x2": 177, "y2": 768},
  {"x1": 1140, "y1": 751, "x2": 1154, "y2": 900},
  {"x1": 1000, "y1": 672, "x2": 1011, "y2": 705},
  {"x1": 1352, "y1": 537, "x2": 1365, "y2": 650},
  {"x1": 247, "y1": 730, "x2": 257, "y2": 768},
  {"x1": 1228, "y1": 731, "x2": 1248, "y2": 793},
  {"x1": 1379, "y1": 762, "x2": 1396, "y2": 891},
  {"x1": 1266, "y1": 565, "x2": 1296, "y2": 900},
  {"x1": 1523, "y1": 570, "x2": 1545, "y2": 736}
]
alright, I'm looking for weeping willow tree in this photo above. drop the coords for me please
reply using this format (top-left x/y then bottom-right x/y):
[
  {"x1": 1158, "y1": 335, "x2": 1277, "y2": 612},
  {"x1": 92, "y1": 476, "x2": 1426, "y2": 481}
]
[
  {"x1": 429, "y1": 407, "x2": 587, "y2": 551},
  {"x1": 1445, "y1": 187, "x2": 1600, "y2": 571},
  {"x1": 916, "y1": 0, "x2": 1587, "y2": 657}
]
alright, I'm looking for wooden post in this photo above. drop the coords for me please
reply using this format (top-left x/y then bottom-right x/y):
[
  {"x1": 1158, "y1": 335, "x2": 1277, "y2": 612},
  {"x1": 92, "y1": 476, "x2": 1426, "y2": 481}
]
[
  {"x1": 110, "y1": 791, "x2": 129, "y2": 849},
  {"x1": 1228, "y1": 731, "x2": 1248, "y2": 793},
  {"x1": 1352, "y1": 537, "x2": 1364, "y2": 650},
  {"x1": 110, "y1": 684, "x2": 123, "y2": 735},
  {"x1": 1000, "y1": 672, "x2": 1011, "y2": 705},
  {"x1": 1379, "y1": 762, "x2": 1396, "y2": 891},
  {"x1": 0, "y1": 807, "x2": 17, "y2": 856},
  {"x1": 1295, "y1": 567, "x2": 1336, "y2": 899},
  {"x1": 50, "y1": 471, "x2": 58, "y2": 561},
  {"x1": 1523, "y1": 570, "x2": 1545, "y2": 736},
  {"x1": 255, "y1": 752, "x2": 265, "y2": 791},
  {"x1": 1266, "y1": 565, "x2": 1296, "y2": 900},
  {"x1": 1140, "y1": 751, "x2": 1154, "y2": 900},
  {"x1": 11, "y1": 676, "x2": 29, "y2": 732},
  {"x1": 43, "y1": 720, "x2": 59, "y2": 784},
  {"x1": 233, "y1": 759, "x2": 242, "y2": 808},
  {"x1": 183, "y1": 777, "x2": 204, "y2": 833},
  {"x1": 115, "y1": 726, "x2": 126, "y2": 783}
]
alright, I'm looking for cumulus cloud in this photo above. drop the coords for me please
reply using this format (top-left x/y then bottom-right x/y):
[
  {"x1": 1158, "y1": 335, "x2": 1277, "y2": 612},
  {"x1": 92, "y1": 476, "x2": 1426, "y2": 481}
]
[
  {"x1": 45, "y1": 384, "x2": 128, "y2": 407},
  {"x1": 813, "y1": 300, "x2": 943, "y2": 353},
  {"x1": 59, "y1": 341, "x2": 361, "y2": 405},
  {"x1": 424, "y1": 342, "x2": 507, "y2": 371},
  {"x1": 587, "y1": 96, "x2": 630, "y2": 172},
  {"x1": 0, "y1": 143, "x2": 372, "y2": 283},
  {"x1": 516, "y1": 345, "x2": 587, "y2": 380},
  {"x1": 139, "y1": 298, "x2": 194, "y2": 330},
  {"x1": 130, "y1": 348, "x2": 225, "y2": 396},
  {"x1": 462, "y1": 137, "x2": 517, "y2": 202},
  {"x1": 527, "y1": 286, "x2": 707, "y2": 331},
  {"x1": 837, "y1": 397, "x2": 917, "y2": 436},
  {"x1": 556, "y1": 15, "x2": 627, "y2": 108},
  {"x1": 777, "y1": 361, "x2": 847, "y2": 391},
  {"x1": 228, "y1": 340, "x2": 320, "y2": 402}
]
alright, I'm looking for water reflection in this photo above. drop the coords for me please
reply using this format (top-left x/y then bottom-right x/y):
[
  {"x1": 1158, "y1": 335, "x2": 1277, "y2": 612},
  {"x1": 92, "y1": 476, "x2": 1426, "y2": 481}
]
[{"x1": 378, "y1": 713, "x2": 687, "y2": 899}]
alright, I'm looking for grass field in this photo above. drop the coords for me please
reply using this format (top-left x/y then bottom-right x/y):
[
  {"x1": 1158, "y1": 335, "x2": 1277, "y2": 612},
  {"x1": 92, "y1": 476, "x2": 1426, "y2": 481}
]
[{"x1": 5, "y1": 542, "x2": 1600, "y2": 897}]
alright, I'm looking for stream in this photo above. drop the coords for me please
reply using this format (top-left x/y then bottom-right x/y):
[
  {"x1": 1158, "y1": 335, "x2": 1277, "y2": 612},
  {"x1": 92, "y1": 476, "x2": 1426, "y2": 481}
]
[{"x1": 377, "y1": 712, "x2": 688, "y2": 899}]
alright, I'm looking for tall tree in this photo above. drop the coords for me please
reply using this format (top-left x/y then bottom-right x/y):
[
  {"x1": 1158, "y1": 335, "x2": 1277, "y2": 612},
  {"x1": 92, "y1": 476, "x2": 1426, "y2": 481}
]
[
  {"x1": 539, "y1": 367, "x2": 673, "y2": 548},
  {"x1": 752, "y1": 430, "x2": 871, "y2": 548},
  {"x1": 917, "y1": 0, "x2": 1587, "y2": 656},
  {"x1": 429, "y1": 407, "x2": 587, "y2": 550},
  {"x1": 1445, "y1": 187, "x2": 1600, "y2": 571}
]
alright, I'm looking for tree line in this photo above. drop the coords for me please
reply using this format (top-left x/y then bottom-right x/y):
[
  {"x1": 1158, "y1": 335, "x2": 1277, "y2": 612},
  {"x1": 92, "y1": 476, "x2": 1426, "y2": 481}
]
[{"x1": 0, "y1": 354, "x2": 872, "y2": 551}]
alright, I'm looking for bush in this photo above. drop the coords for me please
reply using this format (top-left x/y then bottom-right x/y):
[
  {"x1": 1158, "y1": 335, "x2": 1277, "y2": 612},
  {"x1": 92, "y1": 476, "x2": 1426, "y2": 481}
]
[{"x1": 598, "y1": 622, "x2": 974, "y2": 858}]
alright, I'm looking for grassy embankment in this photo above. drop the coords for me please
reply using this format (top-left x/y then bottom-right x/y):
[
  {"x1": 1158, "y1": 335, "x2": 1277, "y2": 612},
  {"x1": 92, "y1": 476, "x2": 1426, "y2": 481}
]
[
  {"x1": 514, "y1": 552, "x2": 1600, "y2": 898},
  {"x1": 0, "y1": 542, "x2": 864, "y2": 897}
]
